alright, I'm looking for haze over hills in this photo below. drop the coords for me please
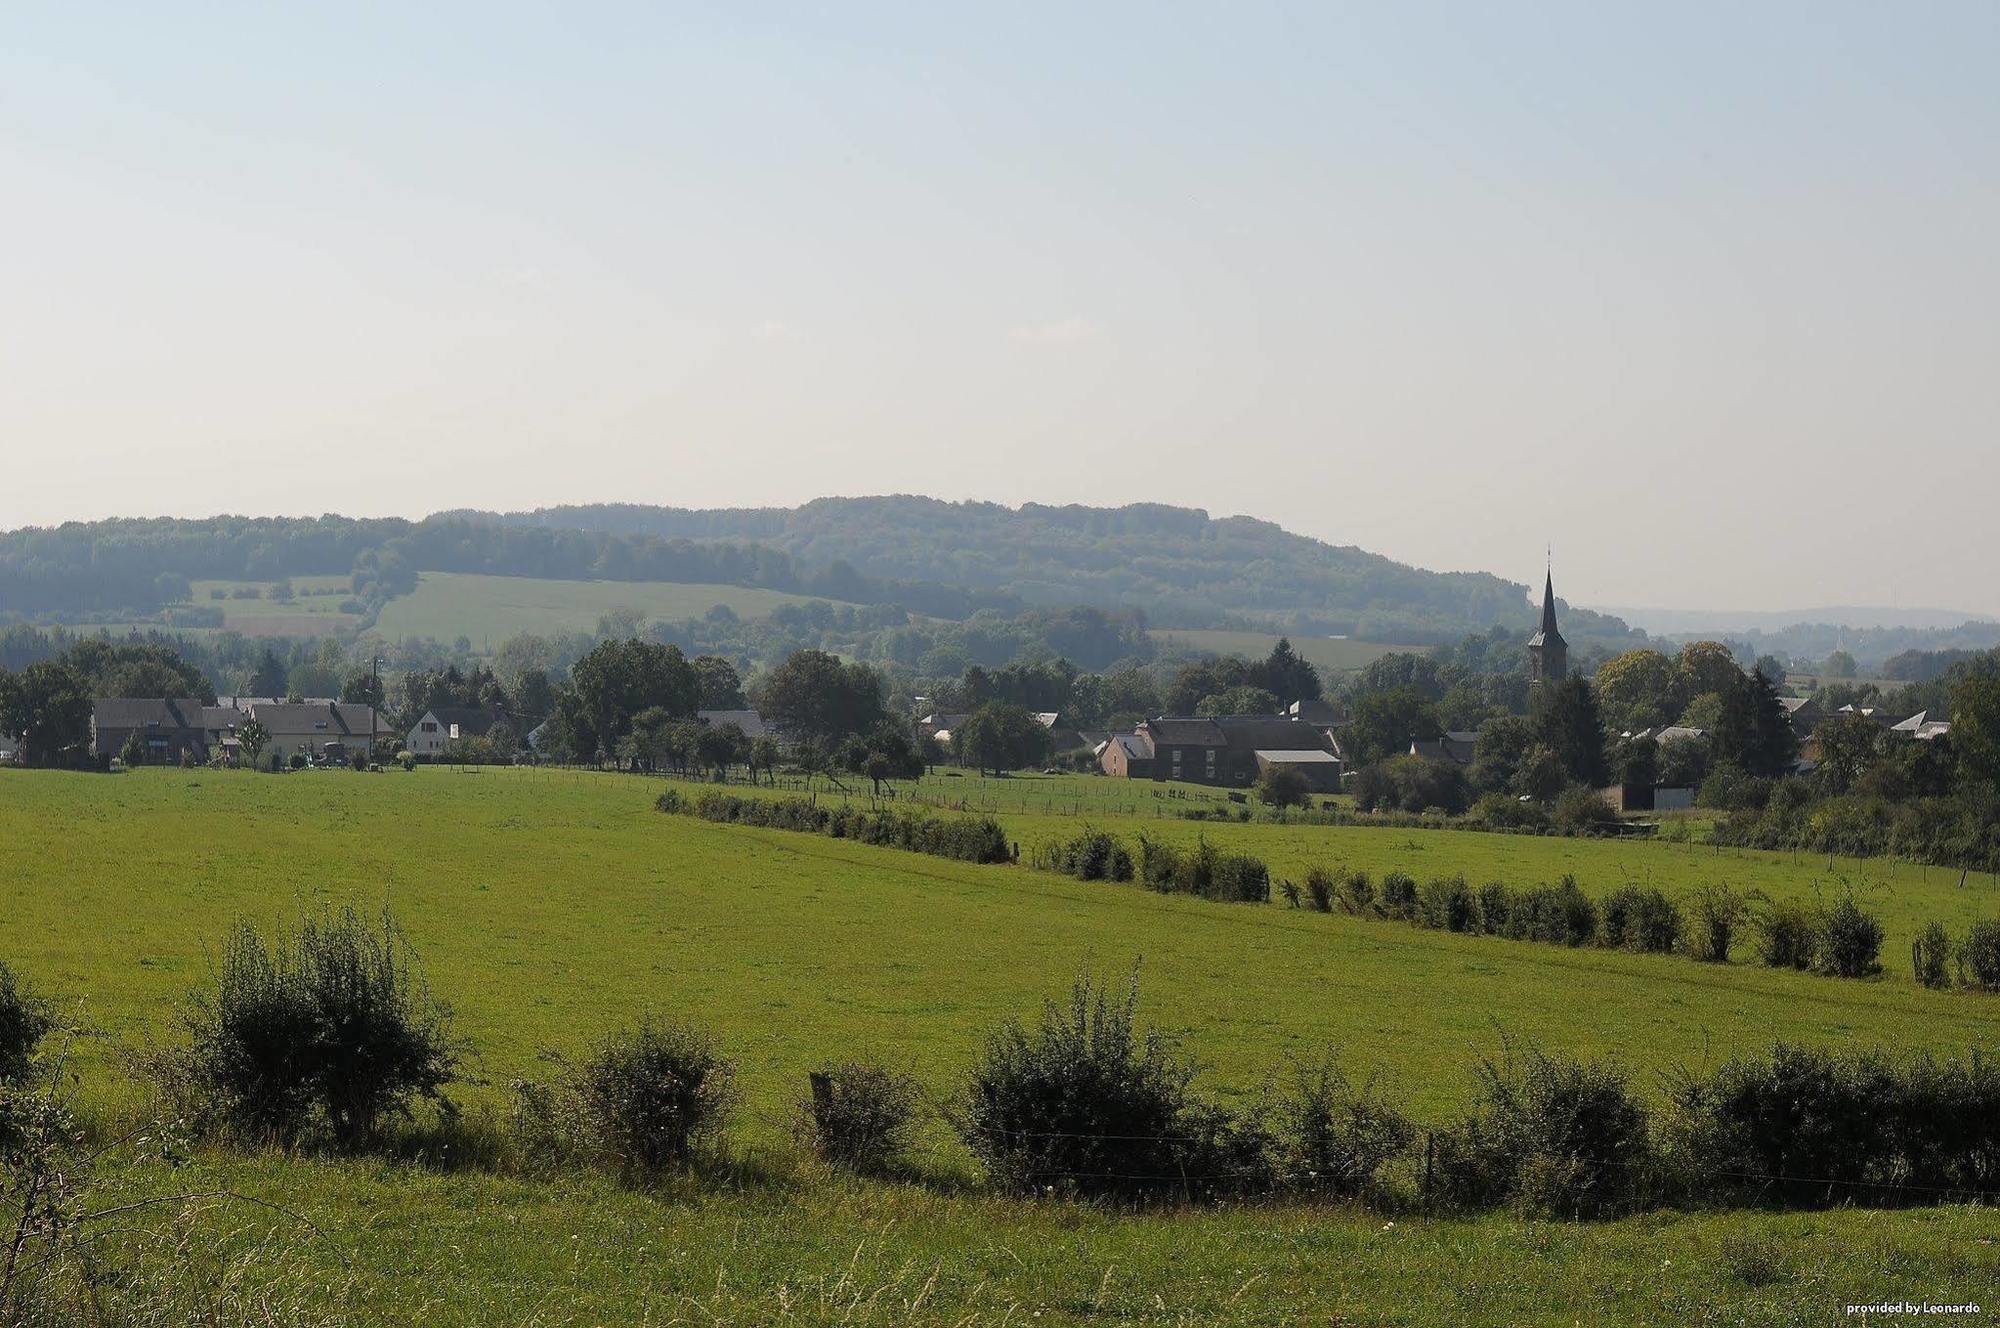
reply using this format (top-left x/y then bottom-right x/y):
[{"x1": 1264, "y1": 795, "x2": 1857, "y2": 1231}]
[{"x1": 1600, "y1": 605, "x2": 2000, "y2": 636}]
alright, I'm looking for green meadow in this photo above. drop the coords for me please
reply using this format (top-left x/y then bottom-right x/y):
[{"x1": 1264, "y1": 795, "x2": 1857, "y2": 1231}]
[
  {"x1": 372, "y1": 570, "x2": 849, "y2": 643},
  {"x1": 5, "y1": 765, "x2": 1999, "y2": 1323},
  {"x1": 1147, "y1": 628, "x2": 1412, "y2": 675}
]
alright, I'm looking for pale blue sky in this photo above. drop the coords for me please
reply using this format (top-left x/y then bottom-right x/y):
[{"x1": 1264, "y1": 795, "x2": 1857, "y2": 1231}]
[{"x1": 4, "y1": 3, "x2": 1996, "y2": 613}]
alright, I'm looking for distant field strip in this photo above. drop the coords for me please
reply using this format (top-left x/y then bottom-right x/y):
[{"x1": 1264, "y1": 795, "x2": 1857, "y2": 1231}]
[{"x1": 373, "y1": 571, "x2": 845, "y2": 642}]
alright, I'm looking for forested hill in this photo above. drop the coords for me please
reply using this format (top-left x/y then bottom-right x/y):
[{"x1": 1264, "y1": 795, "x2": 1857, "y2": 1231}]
[{"x1": 441, "y1": 497, "x2": 1635, "y2": 642}]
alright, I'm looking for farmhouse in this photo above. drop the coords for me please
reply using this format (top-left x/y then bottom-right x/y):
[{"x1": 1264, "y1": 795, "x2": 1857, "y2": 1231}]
[
  {"x1": 92, "y1": 698, "x2": 212, "y2": 763},
  {"x1": 254, "y1": 702, "x2": 387, "y2": 764},
  {"x1": 1100, "y1": 714, "x2": 1340, "y2": 787},
  {"x1": 406, "y1": 706, "x2": 514, "y2": 759}
]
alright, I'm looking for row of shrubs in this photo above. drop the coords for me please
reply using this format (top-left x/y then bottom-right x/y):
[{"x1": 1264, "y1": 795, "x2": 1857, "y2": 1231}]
[
  {"x1": 663, "y1": 789, "x2": 1013, "y2": 865},
  {"x1": 1709, "y1": 784, "x2": 2000, "y2": 875},
  {"x1": 12, "y1": 937, "x2": 2000, "y2": 1220},
  {"x1": 1293, "y1": 865, "x2": 1898, "y2": 978},
  {"x1": 1033, "y1": 829, "x2": 1270, "y2": 903}
]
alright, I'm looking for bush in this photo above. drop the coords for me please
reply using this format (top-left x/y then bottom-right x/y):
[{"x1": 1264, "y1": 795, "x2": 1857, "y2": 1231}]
[
  {"x1": 1757, "y1": 899, "x2": 1817, "y2": 970},
  {"x1": 1416, "y1": 876, "x2": 1479, "y2": 933},
  {"x1": 396, "y1": 750, "x2": 415, "y2": 771},
  {"x1": 1269, "y1": 1055, "x2": 1413, "y2": 1199},
  {"x1": 1476, "y1": 881, "x2": 1512, "y2": 935},
  {"x1": 798, "y1": 1063, "x2": 922, "y2": 1174},
  {"x1": 1961, "y1": 919, "x2": 2000, "y2": 990},
  {"x1": 1304, "y1": 867, "x2": 1335, "y2": 914},
  {"x1": 0, "y1": 961, "x2": 53, "y2": 1085},
  {"x1": 677, "y1": 793, "x2": 1010, "y2": 864},
  {"x1": 1377, "y1": 871, "x2": 1419, "y2": 922},
  {"x1": 169, "y1": 910, "x2": 458, "y2": 1148},
  {"x1": 1041, "y1": 829, "x2": 1135, "y2": 882},
  {"x1": 1337, "y1": 869, "x2": 1375, "y2": 916},
  {"x1": 1432, "y1": 1045, "x2": 1655, "y2": 1218},
  {"x1": 528, "y1": 1022, "x2": 736, "y2": 1178},
  {"x1": 956, "y1": 972, "x2": 1269, "y2": 1203},
  {"x1": 1551, "y1": 785, "x2": 1619, "y2": 835},
  {"x1": 1914, "y1": 922, "x2": 1953, "y2": 989},
  {"x1": 1599, "y1": 886, "x2": 1681, "y2": 954},
  {"x1": 1472, "y1": 792, "x2": 1550, "y2": 832},
  {"x1": 1817, "y1": 896, "x2": 1883, "y2": 978},
  {"x1": 1685, "y1": 886, "x2": 1746, "y2": 964},
  {"x1": 1666, "y1": 1043, "x2": 1897, "y2": 1206},
  {"x1": 1131, "y1": 837, "x2": 1268, "y2": 903},
  {"x1": 1500, "y1": 876, "x2": 1598, "y2": 947},
  {"x1": 1279, "y1": 880, "x2": 1301, "y2": 908}
]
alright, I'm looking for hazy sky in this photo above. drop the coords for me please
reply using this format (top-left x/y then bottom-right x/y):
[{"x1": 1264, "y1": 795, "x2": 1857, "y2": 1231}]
[{"x1": 4, "y1": 3, "x2": 1996, "y2": 614}]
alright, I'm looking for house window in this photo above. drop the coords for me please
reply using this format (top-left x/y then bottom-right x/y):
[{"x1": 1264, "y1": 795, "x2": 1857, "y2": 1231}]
[
  {"x1": 1170, "y1": 748, "x2": 1183, "y2": 778},
  {"x1": 421, "y1": 722, "x2": 437, "y2": 734},
  {"x1": 1205, "y1": 749, "x2": 1216, "y2": 779}
]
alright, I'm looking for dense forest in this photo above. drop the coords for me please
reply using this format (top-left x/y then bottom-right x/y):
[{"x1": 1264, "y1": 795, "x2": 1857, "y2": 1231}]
[
  {"x1": 442, "y1": 497, "x2": 1635, "y2": 642},
  {"x1": 0, "y1": 500, "x2": 1636, "y2": 644}
]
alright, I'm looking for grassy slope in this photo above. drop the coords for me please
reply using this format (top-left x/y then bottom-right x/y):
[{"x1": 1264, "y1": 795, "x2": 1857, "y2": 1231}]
[
  {"x1": 7, "y1": 767, "x2": 1999, "y2": 1324},
  {"x1": 373, "y1": 571, "x2": 844, "y2": 642},
  {"x1": 7, "y1": 768, "x2": 1998, "y2": 1121}
]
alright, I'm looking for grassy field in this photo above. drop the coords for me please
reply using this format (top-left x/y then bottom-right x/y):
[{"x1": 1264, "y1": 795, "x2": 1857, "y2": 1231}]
[
  {"x1": 372, "y1": 571, "x2": 850, "y2": 644},
  {"x1": 1148, "y1": 628, "x2": 1413, "y2": 674},
  {"x1": 5, "y1": 766, "x2": 1998, "y2": 1323},
  {"x1": 187, "y1": 576, "x2": 364, "y2": 637}
]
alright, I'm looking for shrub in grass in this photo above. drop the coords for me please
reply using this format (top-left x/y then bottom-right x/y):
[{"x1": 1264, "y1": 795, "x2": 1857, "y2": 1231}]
[
  {"x1": 1816, "y1": 896, "x2": 1883, "y2": 979},
  {"x1": 1042, "y1": 829, "x2": 1135, "y2": 883},
  {"x1": 1684, "y1": 885, "x2": 1747, "y2": 963},
  {"x1": 1756, "y1": 899, "x2": 1817, "y2": 970},
  {"x1": 1551, "y1": 785, "x2": 1620, "y2": 835},
  {"x1": 1914, "y1": 923, "x2": 1953, "y2": 989},
  {"x1": 1432, "y1": 1045, "x2": 1655, "y2": 1218},
  {"x1": 1476, "y1": 881, "x2": 1512, "y2": 935},
  {"x1": 1472, "y1": 791, "x2": 1549, "y2": 832},
  {"x1": 1887, "y1": 1051, "x2": 2000, "y2": 1196},
  {"x1": 1305, "y1": 868, "x2": 1335, "y2": 914},
  {"x1": 1279, "y1": 880, "x2": 1301, "y2": 908},
  {"x1": 0, "y1": 960, "x2": 53, "y2": 1086},
  {"x1": 798, "y1": 1062, "x2": 921, "y2": 1175},
  {"x1": 1665, "y1": 1043, "x2": 1897, "y2": 1206},
  {"x1": 566, "y1": 1022, "x2": 736, "y2": 1177},
  {"x1": 654, "y1": 789, "x2": 684, "y2": 814},
  {"x1": 1500, "y1": 876, "x2": 1598, "y2": 947},
  {"x1": 956, "y1": 972, "x2": 1269, "y2": 1203},
  {"x1": 1135, "y1": 835, "x2": 1183, "y2": 894},
  {"x1": 1961, "y1": 919, "x2": 2000, "y2": 990},
  {"x1": 1337, "y1": 870, "x2": 1375, "y2": 916},
  {"x1": 1377, "y1": 872, "x2": 1419, "y2": 922},
  {"x1": 1416, "y1": 876, "x2": 1479, "y2": 933},
  {"x1": 1599, "y1": 886, "x2": 1681, "y2": 955},
  {"x1": 1207, "y1": 852, "x2": 1271, "y2": 904},
  {"x1": 170, "y1": 910, "x2": 458, "y2": 1148},
  {"x1": 1269, "y1": 1055, "x2": 1414, "y2": 1199}
]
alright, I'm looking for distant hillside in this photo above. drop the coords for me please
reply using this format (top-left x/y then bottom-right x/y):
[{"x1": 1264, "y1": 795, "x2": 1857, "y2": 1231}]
[
  {"x1": 1600, "y1": 604, "x2": 1999, "y2": 635},
  {"x1": 443, "y1": 497, "x2": 1637, "y2": 644}
]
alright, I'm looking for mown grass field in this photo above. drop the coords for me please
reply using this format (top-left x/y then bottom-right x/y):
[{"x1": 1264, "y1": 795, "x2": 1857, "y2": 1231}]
[
  {"x1": 372, "y1": 571, "x2": 850, "y2": 643},
  {"x1": 1148, "y1": 628, "x2": 1413, "y2": 675},
  {"x1": 5, "y1": 766, "x2": 1999, "y2": 1323}
]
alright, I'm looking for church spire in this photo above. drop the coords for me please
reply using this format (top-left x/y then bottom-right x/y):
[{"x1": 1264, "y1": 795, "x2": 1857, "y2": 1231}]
[{"x1": 1528, "y1": 559, "x2": 1568, "y2": 687}]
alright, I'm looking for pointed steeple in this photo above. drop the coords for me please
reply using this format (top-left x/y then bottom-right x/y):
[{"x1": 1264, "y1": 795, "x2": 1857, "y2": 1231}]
[{"x1": 1528, "y1": 559, "x2": 1568, "y2": 687}]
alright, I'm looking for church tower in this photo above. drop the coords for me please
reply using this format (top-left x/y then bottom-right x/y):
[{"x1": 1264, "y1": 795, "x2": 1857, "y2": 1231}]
[{"x1": 1528, "y1": 566, "x2": 1568, "y2": 690}]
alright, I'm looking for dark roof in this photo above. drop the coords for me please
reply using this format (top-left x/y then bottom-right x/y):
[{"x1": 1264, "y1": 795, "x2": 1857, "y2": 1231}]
[
  {"x1": 251, "y1": 702, "x2": 382, "y2": 738},
  {"x1": 1528, "y1": 568, "x2": 1567, "y2": 650},
  {"x1": 92, "y1": 698, "x2": 209, "y2": 731},
  {"x1": 697, "y1": 709, "x2": 768, "y2": 740},
  {"x1": 1111, "y1": 732, "x2": 1154, "y2": 760},
  {"x1": 1140, "y1": 717, "x2": 1227, "y2": 747},
  {"x1": 1213, "y1": 716, "x2": 1333, "y2": 752},
  {"x1": 426, "y1": 706, "x2": 511, "y2": 737}
]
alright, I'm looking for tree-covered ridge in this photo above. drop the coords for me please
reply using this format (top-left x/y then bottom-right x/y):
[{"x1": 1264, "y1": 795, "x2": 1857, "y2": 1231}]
[
  {"x1": 0, "y1": 514, "x2": 1018, "y2": 623},
  {"x1": 444, "y1": 496, "x2": 1637, "y2": 643}
]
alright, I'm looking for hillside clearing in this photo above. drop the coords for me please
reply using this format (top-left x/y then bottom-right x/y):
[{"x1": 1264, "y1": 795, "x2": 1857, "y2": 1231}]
[{"x1": 372, "y1": 571, "x2": 852, "y2": 643}]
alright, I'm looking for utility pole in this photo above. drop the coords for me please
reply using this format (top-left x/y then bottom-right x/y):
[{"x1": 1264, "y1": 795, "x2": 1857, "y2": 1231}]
[{"x1": 371, "y1": 654, "x2": 384, "y2": 767}]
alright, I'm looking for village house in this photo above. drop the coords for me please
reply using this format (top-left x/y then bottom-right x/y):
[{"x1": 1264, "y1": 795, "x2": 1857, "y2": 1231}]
[
  {"x1": 1099, "y1": 714, "x2": 1340, "y2": 787},
  {"x1": 405, "y1": 706, "x2": 515, "y2": 759},
  {"x1": 91, "y1": 697, "x2": 213, "y2": 764},
  {"x1": 254, "y1": 701, "x2": 388, "y2": 764}
]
